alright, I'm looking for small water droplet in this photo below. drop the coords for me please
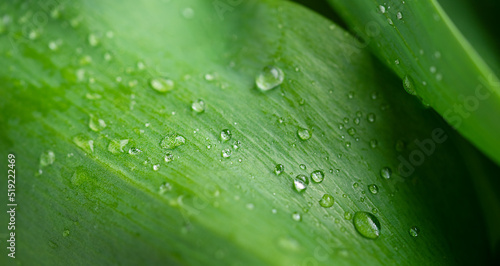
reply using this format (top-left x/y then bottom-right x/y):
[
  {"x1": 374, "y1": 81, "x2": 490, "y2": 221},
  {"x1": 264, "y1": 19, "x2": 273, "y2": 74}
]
[
  {"x1": 299, "y1": 164, "x2": 306, "y2": 170},
  {"x1": 182, "y1": 7, "x2": 195, "y2": 19},
  {"x1": 353, "y1": 211, "x2": 381, "y2": 239},
  {"x1": 62, "y1": 229, "x2": 70, "y2": 237},
  {"x1": 368, "y1": 184, "x2": 379, "y2": 194},
  {"x1": 347, "y1": 127, "x2": 356, "y2": 136},
  {"x1": 354, "y1": 117, "x2": 360, "y2": 125},
  {"x1": 367, "y1": 113, "x2": 376, "y2": 123},
  {"x1": 379, "y1": 5, "x2": 386, "y2": 14},
  {"x1": 274, "y1": 164, "x2": 285, "y2": 175},
  {"x1": 89, "y1": 114, "x2": 106, "y2": 131},
  {"x1": 297, "y1": 128, "x2": 311, "y2": 140},
  {"x1": 409, "y1": 226, "x2": 420, "y2": 237},
  {"x1": 149, "y1": 77, "x2": 175, "y2": 93},
  {"x1": 395, "y1": 140, "x2": 405, "y2": 151},
  {"x1": 221, "y1": 149, "x2": 232, "y2": 158},
  {"x1": 311, "y1": 170, "x2": 325, "y2": 183},
  {"x1": 191, "y1": 99, "x2": 206, "y2": 113},
  {"x1": 108, "y1": 139, "x2": 129, "y2": 154},
  {"x1": 256, "y1": 65, "x2": 284, "y2": 91},
  {"x1": 160, "y1": 134, "x2": 186, "y2": 149},
  {"x1": 88, "y1": 33, "x2": 99, "y2": 46},
  {"x1": 232, "y1": 140, "x2": 241, "y2": 150},
  {"x1": 40, "y1": 150, "x2": 55, "y2": 166},
  {"x1": 164, "y1": 153, "x2": 174, "y2": 162},
  {"x1": 159, "y1": 182, "x2": 172, "y2": 194},
  {"x1": 319, "y1": 194, "x2": 334, "y2": 208},
  {"x1": 353, "y1": 182, "x2": 359, "y2": 188},
  {"x1": 370, "y1": 139, "x2": 378, "y2": 148},
  {"x1": 293, "y1": 174, "x2": 309, "y2": 193},
  {"x1": 246, "y1": 203, "x2": 254, "y2": 210},
  {"x1": 380, "y1": 167, "x2": 392, "y2": 179},
  {"x1": 344, "y1": 212, "x2": 353, "y2": 220},
  {"x1": 403, "y1": 75, "x2": 417, "y2": 95},
  {"x1": 292, "y1": 212, "x2": 302, "y2": 221},
  {"x1": 397, "y1": 12, "x2": 403, "y2": 20},
  {"x1": 128, "y1": 148, "x2": 142, "y2": 155},
  {"x1": 220, "y1": 129, "x2": 232, "y2": 142},
  {"x1": 153, "y1": 164, "x2": 160, "y2": 171}
]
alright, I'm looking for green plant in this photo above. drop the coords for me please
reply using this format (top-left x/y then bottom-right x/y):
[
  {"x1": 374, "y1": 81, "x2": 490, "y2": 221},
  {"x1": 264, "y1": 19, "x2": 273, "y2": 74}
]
[{"x1": 0, "y1": 0, "x2": 498, "y2": 265}]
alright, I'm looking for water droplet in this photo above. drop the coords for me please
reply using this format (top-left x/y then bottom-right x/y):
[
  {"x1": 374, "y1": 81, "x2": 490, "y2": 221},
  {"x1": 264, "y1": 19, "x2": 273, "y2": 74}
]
[
  {"x1": 397, "y1": 12, "x2": 403, "y2": 20},
  {"x1": 48, "y1": 41, "x2": 60, "y2": 51},
  {"x1": 73, "y1": 135, "x2": 94, "y2": 153},
  {"x1": 149, "y1": 77, "x2": 175, "y2": 93},
  {"x1": 128, "y1": 148, "x2": 142, "y2": 155},
  {"x1": 164, "y1": 153, "x2": 174, "y2": 162},
  {"x1": 159, "y1": 182, "x2": 172, "y2": 194},
  {"x1": 354, "y1": 117, "x2": 361, "y2": 125},
  {"x1": 88, "y1": 33, "x2": 99, "y2": 46},
  {"x1": 292, "y1": 212, "x2": 302, "y2": 221},
  {"x1": 344, "y1": 212, "x2": 353, "y2": 220},
  {"x1": 40, "y1": 150, "x2": 55, "y2": 166},
  {"x1": 299, "y1": 164, "x2": 306, "y2": 170},
  {"x1": 387, "y1": 18, "x2": 394, "y2": 25},
  {"x1": 370, "y1": 139, "x2": 378, "y2": 148},
  {"x1": 274, "y1": 164, "x2": 284, "y2": 175},
  {"x1": 353, "y1": 182, "x2": 359, "y2": 188},
  {"x1": 62, "y1": 229, "x2": 70, "y2": 237},
  {"x1": 89, "y1": 114, "x2": 106, "y2": 131},
  {"x1": 221, "y1": 149, "x2": 232, "y2": 158},
  {"x1": 160, "y1": 134, "x2": 186, "y2": 149},
  {"x1": 191, "y1": 99, "x2": 206, "y2": 113},
  {"x1": 255, "y1": 65, "x2": 284, "y2": 91},
  {"x1": 232, "y1": 140, "x2": 241, "y2": 150},
  {"x1": 430, "y1": 66, "x2": 436, "y2": 73},
  {"x1": 409, "y1": 226, "x2": 420, "y2": 237},
  {"x1": 380, "y1": 167, "x2": 392, "y2": 179},
  {"x1": 379, "y1": 5, "x2": 386, "y2": 13},
  {"x1": 297, "y1": 128, "x2": 311, "y2": 140},
  {"x1": 220, "y1": 129, "x2": 232, "y2": 141},
  {"x1": 368, "y1": 184, "x2": 379, "y2": 194},
  {"x1": 353, "y1": 211, "x2": 381, "y2": 239},
  {"x1": 395, "y1": 59, "x2": 400, "y2": 65},
  {"x1": 293, "y1": 174, "x2": 309, "y2": 193},
  {"x1": 403, "y1": 75, "x2": 417, "y2": 95},
  {"x1": 108, "y1": 139, "x2": 129, "y2": 154},
  {"x1": 367, "y1": 113, "x2": 376, "y2": 123},
  {"x1": 246, "y1": 203, "x2": 254, "y2": 210},
  {"x1": 311, "y1": 170, "x2": 325, "y2": 183},
  {"x1": 153, "y1": 164, "x2": 160, "y2": 171},
  {"x1": 182, "y1": 7, "x2": 195, "y2": 19},
  {"x1": 347, "y1": 127, "x2": 356, "y2": 136},
  {"x1": 319, "y1": 194, "x2": 334, "y2": 208}
]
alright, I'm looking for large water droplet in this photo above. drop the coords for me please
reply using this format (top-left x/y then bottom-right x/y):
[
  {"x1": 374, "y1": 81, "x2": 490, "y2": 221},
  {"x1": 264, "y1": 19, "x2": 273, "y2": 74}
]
[
  {"x1": 368, "y1": 184, "x2": 379, "y2": 194},
  {"x1": 403, "y1": 75, "x2": 417, "y2": 95},
  {"x1": 149, "y1": 77, "x2": 175, "y2": 93},
  {"x1": 220, "y1": 129, "x2": 232, "y2": 142},
  {"x1": 256, "y1": 65, "x2": 284, "y2": 91},
  {"x1": 89, "y1": 114, "x2": 106, "y2": 131},
  {"x1": 380, "y1": 167, "x2": 392, "y2": 179},
  {"x1": 297, "y1": 128, "x2": 311, "y2": 140},
  {"x1": 409, "y1": 226, "x2": 420, "y2": 237},
  {"x1": 311, "y1": 170, "x2": 325, "y2": 183},
  {"x1": 73, "y1": 135, "x2": 94, "y2": 153},
  {"x1": 221, "y1": 149, "x2": 232, "y2": 158},
  {"x1": 40, "y1": 150, "x2": 55, "y2": 166},
  {"x1": 160, "y1": 134, "x2": 186, "y2": 149},
  {"x1": 108, "y1": 139, "x2": 129, "y2": 154},
  {"x1": 353, "y1": 211, "x2": 381, "y2": 239},
  {"x1": 274, "y1": 164, "x2": 284, "y2": 175},
  {"x1": 319, "y1": 194, "x2": 334, "y2": 208},
  {"x1": 292, "y1": 212, "x2": 302, "y2": 221},
  {"x1": 293, "y1": 174, "x2": 309, "y2": 193},
  {"x1": 191, "y1": 99, "x2": 206, "y2": 113}
]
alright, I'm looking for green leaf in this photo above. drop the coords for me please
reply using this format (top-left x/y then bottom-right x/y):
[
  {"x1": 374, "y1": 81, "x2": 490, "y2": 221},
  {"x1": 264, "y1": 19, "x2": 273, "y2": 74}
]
[
  {"x1": 326, "y1": 0, "x2": 500, "y2": 166},
  {"x1": 0, "y1": 0, "x2": 493, "y2": 264}
]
